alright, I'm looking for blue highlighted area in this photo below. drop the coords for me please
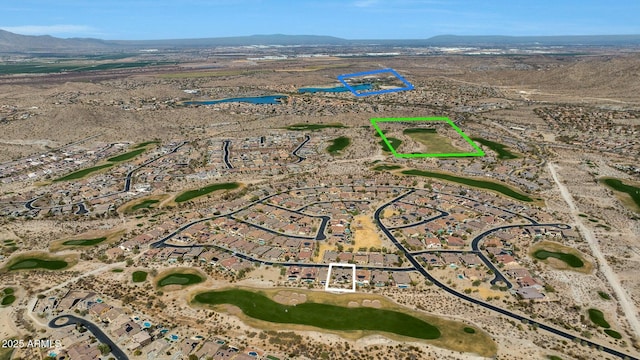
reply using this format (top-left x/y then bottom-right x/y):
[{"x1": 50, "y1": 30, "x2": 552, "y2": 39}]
[{"x1": 337, "y1": 68, "x2": 414, "y2": 97}]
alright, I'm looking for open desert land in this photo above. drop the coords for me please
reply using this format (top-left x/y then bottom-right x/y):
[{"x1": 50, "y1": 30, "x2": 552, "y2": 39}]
[{"x1": 1, "y1": 49, "x2": 639, "y2": 360}]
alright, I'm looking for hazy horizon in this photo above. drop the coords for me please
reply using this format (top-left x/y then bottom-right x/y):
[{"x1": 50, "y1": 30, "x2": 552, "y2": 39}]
[{"x1": 1, "y1": 0, "x2": 639, "y2": 40}]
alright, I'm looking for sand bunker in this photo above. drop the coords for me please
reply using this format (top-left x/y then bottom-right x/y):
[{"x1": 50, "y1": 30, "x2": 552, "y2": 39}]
[
  {"x1": 273, "y1": 291, "x2": 308, "y2": 305},
  {"x1": 362, "y1": 299, "x2": 382, "y2": 308}
]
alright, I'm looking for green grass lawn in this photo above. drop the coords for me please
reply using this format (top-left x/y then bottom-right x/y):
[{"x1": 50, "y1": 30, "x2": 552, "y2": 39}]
[
  {"x1": 0, "y1": 348, "x2": 14, "y2": 360},
  {"x1": 604, "y1": 329, "x2": 622, "y2": 339},
  {"x1": 131, "y1": 199, "x2": 160, "y2": 211},
  {"x1": 132, "y1": 271, "x2": 148, "y2": 283},
  {"x1": 588, "y1": 308, "x2": 611, "y2": 328},
  {"x1": 601, "y1": 178, "x2": 640, "y2": 210},
  {"x1": 193, "y1": 289, "x2": 441, "y2": 339},
  {"x1": 380, "y1": 137, "x2": 402, "y2": 152},
  {"x1": 157, "y1": 273, "x2": 204, "y2": 287},
  {"x1": 471, "y1": 138, "x2": 519, "y2": 159},
  {"x1": 134, "y1": 141, "x2": 160, "y2": 148},
  {"x1": 403, "y1": 128, "x2": 469, "y2": 154},
  {"x1": 1, "y1": 295, "x2": 16, "y2": 305},
  {"x1": 0, "y1": 61, "x2": 165, "y2": 75},
  {"x1": 372, "y1": 164, "x2": 402, "y2": 171},
  {"x1": 61, "y1": 237, "x2": 107, "y2": 246},
  {"x1": 285, "y1": 123, "x2": 346, "y2": 131},
  {"x1": 533, "y1": 250, "x2": 584, "y2": 268},
  {"x1": 3, "y1": 288, "x2": 14, "y2": 295},
  {"x1": 174, "y1": 182, "x2": 240, "y2": 203},
  {"x1": 107, "y1": 148, "x2": 147, "y2": 162},
  {"x1": 7, "y1": 258, "x2": 69, "y2": 271},
  {"x1": 597, "y1": 291, "x2": 611, "y2": 300},
  {"x1": 401, "y1": 169, "x2": 533, "y2": 202},
  {"x1": 53, "y1": 163, "x2": 113, "y2": 182},
  {"x1": 327, "y1": 137, "x2": 351, "y2": 154},
  {"x1": 53, "y1": 145, "x2": 151, "y2": 182}
]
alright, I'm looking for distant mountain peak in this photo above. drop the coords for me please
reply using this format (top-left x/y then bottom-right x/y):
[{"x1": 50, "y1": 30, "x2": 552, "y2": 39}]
[{"x1": 0, "y1": 29, "x2": 638, "y2": 54}]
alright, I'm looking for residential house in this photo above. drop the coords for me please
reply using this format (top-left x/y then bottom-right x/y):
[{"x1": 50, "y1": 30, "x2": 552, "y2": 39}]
[
  {"x1": 516, "y1": 286, "x2": 545, "y2": 300},
  {"x1": 371, "y1": 270, "x2": 389, "y2": 287},
  {"x1": 391, "y1": 272, "x2": 411, "y2": 288}
]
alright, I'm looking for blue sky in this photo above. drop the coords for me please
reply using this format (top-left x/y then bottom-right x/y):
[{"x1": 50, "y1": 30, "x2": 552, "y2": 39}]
[{"x1": 1, "y1": 0, "x2": 638, "y2": 40}]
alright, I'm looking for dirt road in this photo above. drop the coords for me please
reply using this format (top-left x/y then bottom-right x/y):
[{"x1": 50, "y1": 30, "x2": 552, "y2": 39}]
[{"x1": 548, "y1": 162, "x2": 640, "y2": 337}]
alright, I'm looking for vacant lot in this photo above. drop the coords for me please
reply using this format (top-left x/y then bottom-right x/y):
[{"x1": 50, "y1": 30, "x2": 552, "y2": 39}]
[
  {"x1": 352, "y1": 214, "x2": 383, "y2": 249},
  {"x1": 404, "y1": 128, "x2": 469, "y2": 154}
]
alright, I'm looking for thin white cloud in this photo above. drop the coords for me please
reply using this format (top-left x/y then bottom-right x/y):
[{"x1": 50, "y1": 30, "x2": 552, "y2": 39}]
[{"x1": 0, "y1": 24, "x2": 95, "y2": 36}]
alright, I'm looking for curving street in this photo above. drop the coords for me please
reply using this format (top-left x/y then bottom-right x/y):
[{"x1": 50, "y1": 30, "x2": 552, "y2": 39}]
[
  {"x1": 291, "y1": 134, "x2": 310, "y2": 163},
  {"x1": 222, "y1": 140, "x2": 233, "y2": 169},
  {"x1": 372, "y1": 190, "x2": 638, "y2": 360},
  {"x1": 145, "y1": 182, "x2": 637, "y2": 359},
  {"x1": 49, "y1": 315, "x2": 129, "y2": 360}
]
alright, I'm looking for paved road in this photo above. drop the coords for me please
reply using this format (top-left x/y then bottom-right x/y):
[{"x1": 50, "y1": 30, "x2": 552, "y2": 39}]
[
  {"x1": 123, "y1": 141, "x2": 188, "y2": 192},
  {"x1": 258, "y1": 202, "x2": 330, "y2": 240},
  {"x1": 468, "y1": 223, "x2": 570, "y2": 288},
  {"x1": 24, "y1": 197, "x2": 38, "y2": 210},
  {"x1": 373, "y1": 190, "x2": 638, "y2": 360},
  {"x1": 21, "y1": 141, "x2": 188, "y2": 213},
  {"x1": 296, "y1": 200, "x2": 371, "y2": 212},
  {"x1": 74, "y1": 202, "x2": 89, "y2": 215},
  {"x1": 386, "y1": 210, "x2": 449, "y2": 230},
  {"x1": 222, "y1": 140, "x2": 233, "y2": 169},
  {"x1": 291, "y1": 135, "x2": 310, "y2": 163},
  {"x1": 49, "y1": 315, "x2": 129, "y2": 360},
  {"x1": 145, "y1": 182, "x2": 637, "y2": 358}
]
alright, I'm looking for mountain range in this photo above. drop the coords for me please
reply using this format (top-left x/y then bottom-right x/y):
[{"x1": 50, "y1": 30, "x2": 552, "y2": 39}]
[{"x1": 1, "y1": 30, "x2": 639, "y2": 53}]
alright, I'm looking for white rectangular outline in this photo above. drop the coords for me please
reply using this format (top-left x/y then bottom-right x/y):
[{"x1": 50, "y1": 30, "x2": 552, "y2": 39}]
[{"x1": 324, "y1": 262, "x2": 356, "y2": 293}]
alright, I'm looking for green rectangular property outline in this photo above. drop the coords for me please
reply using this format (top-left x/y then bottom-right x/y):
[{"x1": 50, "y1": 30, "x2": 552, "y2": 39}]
[{"x1": 371, "y1": 117, "x2": 485, "y2": 158}]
